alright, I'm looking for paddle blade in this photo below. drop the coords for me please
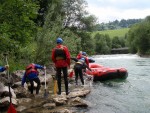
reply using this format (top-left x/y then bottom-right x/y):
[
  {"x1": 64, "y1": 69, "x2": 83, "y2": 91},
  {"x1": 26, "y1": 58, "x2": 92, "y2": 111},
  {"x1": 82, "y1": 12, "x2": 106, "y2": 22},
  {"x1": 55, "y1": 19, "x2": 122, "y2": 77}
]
[
  {"x1": 53, "y1": 80, "x2": 58, "y2": 95},
  {"x1": 69, "y1": 71, "x2": 74, "y2": 78},
  {"x1": 7, "y1": 103, "x2": 17, "y2": 113}
]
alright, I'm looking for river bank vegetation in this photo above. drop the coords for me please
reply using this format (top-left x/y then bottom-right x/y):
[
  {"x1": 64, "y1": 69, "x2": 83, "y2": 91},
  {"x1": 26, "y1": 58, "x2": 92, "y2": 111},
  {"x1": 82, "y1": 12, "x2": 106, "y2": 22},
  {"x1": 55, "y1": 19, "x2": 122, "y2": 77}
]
[{"x1": 0, "y1": 0, "x2": 150, "y2": 72}]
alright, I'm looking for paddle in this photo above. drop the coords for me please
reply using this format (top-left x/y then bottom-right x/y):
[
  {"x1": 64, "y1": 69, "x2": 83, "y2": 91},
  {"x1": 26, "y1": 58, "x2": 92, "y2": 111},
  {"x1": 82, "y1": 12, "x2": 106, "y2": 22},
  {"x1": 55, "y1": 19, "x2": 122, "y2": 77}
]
[
  {"x1": 51, "y1": 75, "x2": 58, "y2": 95},
  {"x1": 51, "y1": 67, "x2": 58, "y2": 95},
  {"x1": 3, "y1": 53, "x2": 17, "y2": 113},
  {"x1": 43, "y1": 66, "x2": 48, "y2": 98}
]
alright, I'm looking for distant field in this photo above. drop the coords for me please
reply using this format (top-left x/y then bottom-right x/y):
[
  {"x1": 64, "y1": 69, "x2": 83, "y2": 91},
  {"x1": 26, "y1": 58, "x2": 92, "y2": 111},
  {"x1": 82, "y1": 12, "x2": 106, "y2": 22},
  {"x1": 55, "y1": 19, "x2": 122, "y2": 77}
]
[{"x1": 91, "y1": 28, "x2": 130, "y2": 38}]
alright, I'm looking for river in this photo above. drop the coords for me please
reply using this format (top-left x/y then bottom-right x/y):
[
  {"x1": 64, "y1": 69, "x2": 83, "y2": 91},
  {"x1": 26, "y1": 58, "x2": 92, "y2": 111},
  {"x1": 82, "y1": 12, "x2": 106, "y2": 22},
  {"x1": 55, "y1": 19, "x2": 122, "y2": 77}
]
[{"x1": 78, "y1": 54, "x2": 150, "y2": 113}]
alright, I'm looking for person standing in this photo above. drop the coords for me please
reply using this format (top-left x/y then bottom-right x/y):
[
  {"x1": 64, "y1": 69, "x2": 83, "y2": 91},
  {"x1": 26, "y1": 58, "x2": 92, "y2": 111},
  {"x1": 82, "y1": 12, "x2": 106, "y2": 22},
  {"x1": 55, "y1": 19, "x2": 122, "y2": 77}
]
[
  {"x1": 0, "y1": 65, "x2": 9, "y2": 72},
  {"x1": 74, "y1": 58, "x2": 91, "y2": 86},
  {"x1": 51, "y1": 37, "x2": 71, "y2": 95},
  {"x1": 21, "y1": 63, "x2": 45, "y2": 95}
]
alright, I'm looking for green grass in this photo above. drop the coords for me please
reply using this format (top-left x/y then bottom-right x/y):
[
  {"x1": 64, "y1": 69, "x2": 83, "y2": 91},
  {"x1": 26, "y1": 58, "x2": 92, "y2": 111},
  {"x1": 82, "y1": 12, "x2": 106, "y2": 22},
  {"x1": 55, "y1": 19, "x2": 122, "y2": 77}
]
[{"x1": 91, "y1": 28, "x2": 130, "y2": 38}]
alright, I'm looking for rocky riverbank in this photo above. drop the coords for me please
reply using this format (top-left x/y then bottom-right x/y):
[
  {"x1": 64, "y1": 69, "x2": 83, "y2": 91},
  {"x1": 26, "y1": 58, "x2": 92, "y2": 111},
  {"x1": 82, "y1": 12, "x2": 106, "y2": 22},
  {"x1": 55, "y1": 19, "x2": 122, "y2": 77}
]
[{"x1": 0, "y1": 66, "x2": 92, "y2": 113}]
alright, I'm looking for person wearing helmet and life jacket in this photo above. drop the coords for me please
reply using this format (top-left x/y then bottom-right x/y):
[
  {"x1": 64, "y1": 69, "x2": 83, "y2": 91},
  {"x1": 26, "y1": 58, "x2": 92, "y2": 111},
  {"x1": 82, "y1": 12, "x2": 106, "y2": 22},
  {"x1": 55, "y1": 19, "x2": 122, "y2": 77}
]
[
  {"x1": 0, "y1": 65, "x2": 9, "y2": 72},
  {"x1": 21, "y1": 63, "x2": 45, "y2": 95},
  {"x1": 76, "y1": 51, "x2": 89, "y2": 66},
  {"x1": 74, "y1": 58, "x2": 91, "y2": 86},
  {"x1": 51, "y1": 37, "x2": 71, "y2": 95}
]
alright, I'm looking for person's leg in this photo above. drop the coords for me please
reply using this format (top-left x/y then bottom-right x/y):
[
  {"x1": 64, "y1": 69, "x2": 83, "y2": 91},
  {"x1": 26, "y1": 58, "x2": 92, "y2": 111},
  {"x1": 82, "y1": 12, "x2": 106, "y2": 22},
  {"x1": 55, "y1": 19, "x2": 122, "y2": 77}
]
[
  {"x1": 56, "y1": 67, "x2": 62, "y2": 94},
  {"x1": 29, "y1": 79, "x2": 34, "y2": 94},
  {"x1": 78, "y1": 68, "x2": 84, "y2": 85},
  {"x1": 34, "y1": 78, "x2": 41, "y2": 94},
  {"x1": 74, "y1": 68, "x2": 79, "y2": 85},
  {"x1": 62, "y1": 67, "x2": 69, "y2": 95}
]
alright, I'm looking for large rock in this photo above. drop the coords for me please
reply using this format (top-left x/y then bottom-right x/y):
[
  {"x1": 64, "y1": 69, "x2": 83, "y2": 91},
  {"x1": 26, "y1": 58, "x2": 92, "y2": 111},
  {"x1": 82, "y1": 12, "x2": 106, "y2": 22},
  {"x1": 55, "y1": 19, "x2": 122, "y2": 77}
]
[
  {"x1": 0, "y1": 85, "x2": 16, "y2": 98},
  {"x1": 53, "y1": 95, "x2": 67, "y2": 106},
  {"x1": 69, "y1": 97, "x2": 89, "y2": 107},
  {"x1": 0, "y1": 97, "x2": 17, "y2": 107},
  {"x1": 67, "y1": 88, "x2": 91, "y2": 98}
]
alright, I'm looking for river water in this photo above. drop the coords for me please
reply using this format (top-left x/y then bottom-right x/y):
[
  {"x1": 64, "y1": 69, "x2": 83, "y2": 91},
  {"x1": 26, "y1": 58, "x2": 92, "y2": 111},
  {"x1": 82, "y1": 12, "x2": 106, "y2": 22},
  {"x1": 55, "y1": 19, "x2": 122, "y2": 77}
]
[{"x1": 79, "y1": 54, "x2": 150, "y2": 113}]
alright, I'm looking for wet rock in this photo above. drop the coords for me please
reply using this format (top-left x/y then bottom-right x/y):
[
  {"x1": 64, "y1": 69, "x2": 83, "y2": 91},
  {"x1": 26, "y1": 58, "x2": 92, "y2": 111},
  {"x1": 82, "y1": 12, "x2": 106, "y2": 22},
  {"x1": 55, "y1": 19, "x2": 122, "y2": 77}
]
[
  {"x1": 0, "y1": 97, "x2": 17, "y2": 107},
  {"x1": 12, "y1": 81, "x2": 21, "y2": 88},
  {"x1": 69, "y1": 97, "x2": 89, "y2": 107},
  {"x1": 53, "y1": 95, "x2": 67, "y2": 106},
  {"x1": 48, "y1": 108, "x2": 73, "y2": 113},
  {"x1": 16, "y1": 105, "x2": 27, "y2": 113},
  {"x1": 0, "y1": 86, "x2": 16, "y2": 98},
  {"x1": 43, "y1": 103, "x2": 56, "y2": 109},
  {"x1": 14, "y1": 86, "x2": 28, "y2": 98},
  {"x1": 11, "y1": 70, "x2": 25, "y2": 80},
  {"x1": 67, "y1": 88, "x2": 91, "y2": 98},
  {"x1": 39, "y1": 74, "x2": 52, "y2": 85},
  {"x1": 17, "y1": 98, "x2": 32, "y2": 104}
]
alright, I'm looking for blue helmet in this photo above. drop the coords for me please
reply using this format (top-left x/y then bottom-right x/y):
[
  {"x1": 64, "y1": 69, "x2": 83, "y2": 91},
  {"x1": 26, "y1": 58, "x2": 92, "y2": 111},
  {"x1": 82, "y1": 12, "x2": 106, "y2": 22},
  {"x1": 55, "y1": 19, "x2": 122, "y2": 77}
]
[
  {"x1": 56, "y1": 37, "x2": 63, "y2": 44},
  {"x1": 82, "y1": 52, "x2": 87, "y2": 56}
]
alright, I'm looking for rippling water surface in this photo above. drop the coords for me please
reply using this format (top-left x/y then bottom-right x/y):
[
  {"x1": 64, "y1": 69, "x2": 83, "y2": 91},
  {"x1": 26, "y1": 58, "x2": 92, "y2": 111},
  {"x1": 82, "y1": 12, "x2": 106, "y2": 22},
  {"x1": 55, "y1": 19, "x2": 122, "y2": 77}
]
[{"x1": 79, "y1": 54, "x2": 150, "y2": 113}]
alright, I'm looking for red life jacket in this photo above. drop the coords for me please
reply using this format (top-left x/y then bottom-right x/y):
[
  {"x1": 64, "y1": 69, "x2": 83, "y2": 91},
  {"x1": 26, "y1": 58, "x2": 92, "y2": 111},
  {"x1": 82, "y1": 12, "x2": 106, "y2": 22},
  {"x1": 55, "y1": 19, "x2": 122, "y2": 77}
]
[{"x1": 25, "y1": 64, "x2": 37, "y2": 75}]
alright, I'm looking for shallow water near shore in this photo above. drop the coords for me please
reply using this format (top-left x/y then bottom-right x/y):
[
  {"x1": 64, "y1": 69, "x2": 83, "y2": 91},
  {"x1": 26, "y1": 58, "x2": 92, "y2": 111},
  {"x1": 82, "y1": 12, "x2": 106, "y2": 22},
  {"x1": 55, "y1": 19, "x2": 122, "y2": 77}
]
[{"x1": 75, "y1": 54, "x2": 150, "y2": 113}]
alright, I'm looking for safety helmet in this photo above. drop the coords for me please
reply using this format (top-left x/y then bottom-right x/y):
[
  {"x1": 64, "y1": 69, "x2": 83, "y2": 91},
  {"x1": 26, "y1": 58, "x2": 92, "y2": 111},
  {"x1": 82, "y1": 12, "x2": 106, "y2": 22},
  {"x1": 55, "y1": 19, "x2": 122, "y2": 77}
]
[
  {"x1": 82, "y1": 52, "x2": 87, "y2": 56},
  {"x1": 56, "y1": 37, "x2": 63, "y2": 44}
]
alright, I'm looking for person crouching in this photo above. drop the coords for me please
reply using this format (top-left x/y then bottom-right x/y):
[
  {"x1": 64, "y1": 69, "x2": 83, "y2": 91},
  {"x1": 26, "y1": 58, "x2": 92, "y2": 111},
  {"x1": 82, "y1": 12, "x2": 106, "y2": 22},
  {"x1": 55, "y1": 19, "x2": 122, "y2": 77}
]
[{"x1": 21, "y1": 63, "x2": 45, "y2": 95}]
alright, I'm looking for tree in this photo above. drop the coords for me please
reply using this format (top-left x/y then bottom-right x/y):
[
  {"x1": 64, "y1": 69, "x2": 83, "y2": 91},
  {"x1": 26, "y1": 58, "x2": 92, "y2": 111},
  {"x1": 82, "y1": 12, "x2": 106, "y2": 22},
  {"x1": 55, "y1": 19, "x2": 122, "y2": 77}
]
[
  {"x1": 0, "y1": 0, "x2": 39, "y2": 56},
  {"x1": 80, "y1": 15, "x2": 98, "y2": 31},
  {"x1": 62, "y1": 0, "x2": 88, "y2": 29},
  {"x1": 94, "y1": 33, "x2": 111, "y2": 54},
  {"x1": 127, "y1": 16, "x2": 150, "y2": 55}
]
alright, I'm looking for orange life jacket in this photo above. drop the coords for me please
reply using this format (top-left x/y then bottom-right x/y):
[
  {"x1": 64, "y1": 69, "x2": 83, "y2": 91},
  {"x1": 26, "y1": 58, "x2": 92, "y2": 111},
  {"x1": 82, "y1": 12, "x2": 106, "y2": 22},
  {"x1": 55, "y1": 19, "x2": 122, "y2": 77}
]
[{"x1": 25, "y1": 64, "x2": 38, "y2": 75}]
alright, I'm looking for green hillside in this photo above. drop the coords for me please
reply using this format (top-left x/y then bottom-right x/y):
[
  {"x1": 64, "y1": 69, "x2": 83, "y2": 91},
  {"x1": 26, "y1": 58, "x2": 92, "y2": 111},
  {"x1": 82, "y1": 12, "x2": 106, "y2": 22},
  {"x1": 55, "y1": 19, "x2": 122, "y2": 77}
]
[{"x1": 91, "y1": 28, "x2": 130, "y2": 38}]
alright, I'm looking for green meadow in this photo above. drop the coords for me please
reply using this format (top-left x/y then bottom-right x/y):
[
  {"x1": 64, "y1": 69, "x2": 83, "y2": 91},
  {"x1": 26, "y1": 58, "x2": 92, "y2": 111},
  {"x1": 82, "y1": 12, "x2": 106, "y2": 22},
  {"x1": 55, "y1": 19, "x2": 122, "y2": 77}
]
[{"x1": 91, "y1": 28, "x2": 130, "y2": 38}]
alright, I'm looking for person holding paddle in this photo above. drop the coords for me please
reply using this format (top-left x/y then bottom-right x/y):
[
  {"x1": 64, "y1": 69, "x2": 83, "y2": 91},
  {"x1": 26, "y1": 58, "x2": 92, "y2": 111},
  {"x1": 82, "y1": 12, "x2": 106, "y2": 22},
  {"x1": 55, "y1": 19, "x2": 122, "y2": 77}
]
[
  {"x1": 51, "y1": 37, "x2": 71, "y2": 95},
  {"x1": 21, "y1": 63, "x2": 46, "y2": 95}
]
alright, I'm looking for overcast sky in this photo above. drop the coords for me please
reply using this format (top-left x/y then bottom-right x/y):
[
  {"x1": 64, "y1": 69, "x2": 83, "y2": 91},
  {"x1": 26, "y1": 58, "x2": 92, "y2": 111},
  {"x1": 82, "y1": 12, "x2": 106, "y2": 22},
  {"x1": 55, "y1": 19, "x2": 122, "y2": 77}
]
[{"x1": 86, "y1": 0, "x2": 150, "y2": 23}]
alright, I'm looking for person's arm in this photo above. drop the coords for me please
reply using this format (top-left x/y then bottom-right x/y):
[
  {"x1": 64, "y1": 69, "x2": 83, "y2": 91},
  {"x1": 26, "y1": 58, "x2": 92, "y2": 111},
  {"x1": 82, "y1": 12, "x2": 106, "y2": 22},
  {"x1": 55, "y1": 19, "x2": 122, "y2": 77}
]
[
  {"x1": 0, "y1": 66, "x2": 6, "y2": 72},
  {"x1": 84, "y1": 63, "x2": 92, "y2": 71},
  {"x1": 85, "y1": 57, "x2": 89, "y2": 66},
  {"x1": 34, "y1": 64, "x2": 44, "y2": 69}
]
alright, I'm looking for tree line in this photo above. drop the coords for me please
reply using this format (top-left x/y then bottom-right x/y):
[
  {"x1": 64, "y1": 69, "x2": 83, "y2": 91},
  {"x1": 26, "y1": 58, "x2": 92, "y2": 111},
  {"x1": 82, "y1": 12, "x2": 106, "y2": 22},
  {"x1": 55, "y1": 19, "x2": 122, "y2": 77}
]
[{"x1": 95, "y1": 19, "x2": 142, "y2": 31}]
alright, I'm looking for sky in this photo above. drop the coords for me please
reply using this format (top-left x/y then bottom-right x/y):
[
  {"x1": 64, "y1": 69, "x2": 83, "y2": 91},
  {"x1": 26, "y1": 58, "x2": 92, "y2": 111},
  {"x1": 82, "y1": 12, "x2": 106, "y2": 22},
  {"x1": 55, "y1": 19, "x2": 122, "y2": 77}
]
[{"x1": 86, "y1": 0, "x2": 150, "y2": 23}]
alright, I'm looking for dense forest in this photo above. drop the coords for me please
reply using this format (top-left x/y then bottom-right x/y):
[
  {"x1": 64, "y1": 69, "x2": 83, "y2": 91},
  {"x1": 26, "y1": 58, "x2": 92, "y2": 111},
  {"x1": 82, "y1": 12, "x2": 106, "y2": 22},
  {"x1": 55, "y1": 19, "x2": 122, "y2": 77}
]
[{"x1": 0, "y1": 0, "x2": 150, "y2": 71}]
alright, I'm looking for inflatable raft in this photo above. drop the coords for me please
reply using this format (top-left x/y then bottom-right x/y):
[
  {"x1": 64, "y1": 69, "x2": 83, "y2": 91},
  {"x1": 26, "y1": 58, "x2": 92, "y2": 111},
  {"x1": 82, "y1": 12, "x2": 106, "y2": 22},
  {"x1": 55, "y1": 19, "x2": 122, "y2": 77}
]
[{"x1": 86, "y1": 63, "x2": 128, "y2": 81}]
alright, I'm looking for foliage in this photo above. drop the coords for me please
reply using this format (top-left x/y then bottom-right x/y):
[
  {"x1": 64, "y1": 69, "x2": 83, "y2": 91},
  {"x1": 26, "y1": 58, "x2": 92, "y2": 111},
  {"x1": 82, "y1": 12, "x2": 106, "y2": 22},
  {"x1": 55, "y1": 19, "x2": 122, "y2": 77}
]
[
  {"x1": 94, "y1": 33, "x2": 111, "y2": 54},
  {"x1": 127, "y1": 16, "x2": 150, "y2": 55},
  {"x1": 112, "y1": 36, "x2": 126, "y2": 48},
  {"x1": 80, "y1": 15, "x2": 98, "y2": 31},
  {"x1": 77, "y1": 32, "x2": 95, "y2": 55},
  {"x1": 62, "y1": 0, "x2": 88, "y2": 29},
  {"x1": 0, "y1": 0, "x2": 40, "y2": 71}
]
